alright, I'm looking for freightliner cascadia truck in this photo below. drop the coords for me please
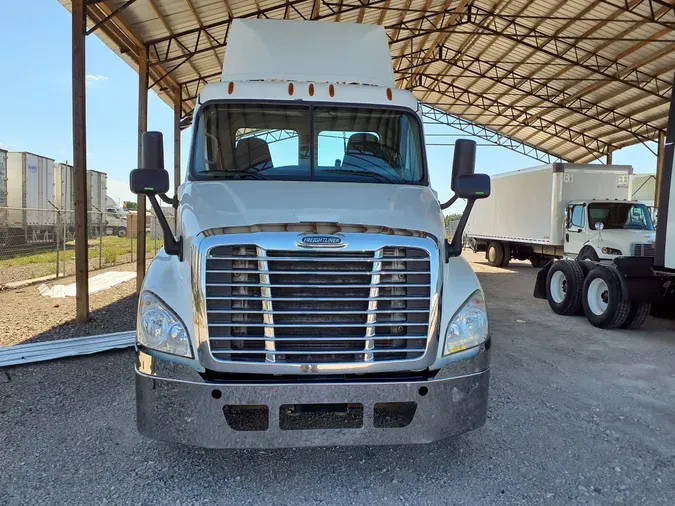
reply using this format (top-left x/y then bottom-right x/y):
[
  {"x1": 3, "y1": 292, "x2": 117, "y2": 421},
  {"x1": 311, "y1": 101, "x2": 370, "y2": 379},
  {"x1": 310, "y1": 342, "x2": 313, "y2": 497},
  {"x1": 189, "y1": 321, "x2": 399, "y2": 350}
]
[{"x1": 130, "y1": 19, "x2": 492, "y2": 448}]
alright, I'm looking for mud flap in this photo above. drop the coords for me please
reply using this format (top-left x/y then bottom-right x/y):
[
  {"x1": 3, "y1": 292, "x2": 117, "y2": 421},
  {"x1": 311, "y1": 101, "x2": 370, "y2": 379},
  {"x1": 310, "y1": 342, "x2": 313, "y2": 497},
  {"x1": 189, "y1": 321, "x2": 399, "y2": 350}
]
[
  {"x1": 612, "y1": 257, "x2": 661, "y2": 303},
  {"x1": 533, "y1": 260, "x2": 554, "y2": 299}
]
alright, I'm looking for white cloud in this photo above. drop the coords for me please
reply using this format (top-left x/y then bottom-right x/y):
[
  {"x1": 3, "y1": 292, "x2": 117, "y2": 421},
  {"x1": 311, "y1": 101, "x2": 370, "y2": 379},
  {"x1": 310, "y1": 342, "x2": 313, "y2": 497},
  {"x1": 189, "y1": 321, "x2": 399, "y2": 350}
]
[{"x1": 86, "y1": 74, "x2": 108, "y2": 82}]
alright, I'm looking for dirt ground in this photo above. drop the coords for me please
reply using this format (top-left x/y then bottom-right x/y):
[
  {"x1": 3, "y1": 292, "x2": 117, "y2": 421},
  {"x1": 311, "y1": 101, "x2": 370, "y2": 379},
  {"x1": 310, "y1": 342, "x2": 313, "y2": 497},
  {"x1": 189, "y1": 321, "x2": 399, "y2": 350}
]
[
  {"x1": 0, "y1": 263, "x2": 138, "y2": 347},
  {"x1": 1, "y1": 251, "x2": 674, "y2": 505}
]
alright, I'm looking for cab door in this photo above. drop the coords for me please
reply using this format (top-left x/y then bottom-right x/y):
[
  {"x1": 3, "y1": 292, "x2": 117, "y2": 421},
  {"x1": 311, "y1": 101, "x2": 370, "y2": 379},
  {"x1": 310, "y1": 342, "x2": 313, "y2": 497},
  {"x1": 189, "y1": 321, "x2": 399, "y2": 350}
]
[{"x1": 565, "y1": 204, "x2": 587, "y2": 255}]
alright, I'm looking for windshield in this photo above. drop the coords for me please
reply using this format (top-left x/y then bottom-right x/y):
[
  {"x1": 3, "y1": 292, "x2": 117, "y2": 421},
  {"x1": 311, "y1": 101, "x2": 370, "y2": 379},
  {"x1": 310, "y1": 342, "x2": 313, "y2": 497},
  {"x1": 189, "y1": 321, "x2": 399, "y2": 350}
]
[
  {"x1": 191, "y1": 103, "x2": 425, "y2": 184},
  {"x1": 588, "y1": 203, "x2": 654, "y2": 231}
]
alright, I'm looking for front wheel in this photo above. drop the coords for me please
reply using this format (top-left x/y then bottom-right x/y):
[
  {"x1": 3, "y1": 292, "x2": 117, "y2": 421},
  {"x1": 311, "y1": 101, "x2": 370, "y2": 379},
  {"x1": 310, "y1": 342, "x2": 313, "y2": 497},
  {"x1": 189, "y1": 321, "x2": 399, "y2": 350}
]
[{"x1": 116, "y1": 227, "x2": 127, "y2": 238}]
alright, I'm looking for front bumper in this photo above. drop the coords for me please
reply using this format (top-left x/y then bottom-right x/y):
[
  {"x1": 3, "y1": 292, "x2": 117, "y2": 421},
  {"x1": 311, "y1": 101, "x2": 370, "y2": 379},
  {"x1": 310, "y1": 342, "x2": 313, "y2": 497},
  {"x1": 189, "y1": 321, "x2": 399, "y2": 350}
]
[{"x1": 136, "y1": 348, "x2": 490, "y2": 449}]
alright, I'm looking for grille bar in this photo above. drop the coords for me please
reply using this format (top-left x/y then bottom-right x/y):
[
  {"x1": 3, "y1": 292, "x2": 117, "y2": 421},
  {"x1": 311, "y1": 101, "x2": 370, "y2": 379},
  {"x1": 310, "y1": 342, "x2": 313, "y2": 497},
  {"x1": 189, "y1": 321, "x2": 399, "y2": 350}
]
[
  {"x1": 207, "y1": 309, "x2": 430, "y2": 314},
  {"x1": 207, "y1": 255, "x2": 429, "y2": 262},
  {"x1": 209, "y1": 335, "x2": 428, "y2": 341},
  {"x1": 213, "y1": 348, "x2": 426, "y2": 355},
  {"x1": 206, "y1": 283, "x2": 431, "y2": 288},
  {"x1": 205, "y1": 243, "x2": 432, "y2": 365}
]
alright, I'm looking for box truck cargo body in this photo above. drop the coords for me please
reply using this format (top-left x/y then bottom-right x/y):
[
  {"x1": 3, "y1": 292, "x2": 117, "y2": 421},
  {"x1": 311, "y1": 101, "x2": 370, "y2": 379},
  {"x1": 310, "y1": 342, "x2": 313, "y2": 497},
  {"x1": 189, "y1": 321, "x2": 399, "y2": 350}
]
[
  {"x1": 0, "y1": 149, "x2": 7, "y2": 208},
  {"x1": 466, "y1": 164, "x2": 655, "y2": 267},
  {"x1": 4, "y1": 152, "x2": 56, "y2": 243}
]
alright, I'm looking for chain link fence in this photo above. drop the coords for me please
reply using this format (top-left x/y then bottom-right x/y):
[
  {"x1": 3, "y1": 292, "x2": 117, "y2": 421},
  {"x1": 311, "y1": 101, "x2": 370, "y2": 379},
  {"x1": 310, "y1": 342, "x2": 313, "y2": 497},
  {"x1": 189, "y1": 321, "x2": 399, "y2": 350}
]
[{"x1": 0, "y1": 206, "x2": 164, "y2": 287}]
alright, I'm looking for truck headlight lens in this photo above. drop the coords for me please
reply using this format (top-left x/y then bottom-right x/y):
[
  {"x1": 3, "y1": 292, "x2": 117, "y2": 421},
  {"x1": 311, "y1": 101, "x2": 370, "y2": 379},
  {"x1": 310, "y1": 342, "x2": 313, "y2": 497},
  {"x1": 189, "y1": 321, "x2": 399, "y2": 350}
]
[
  {"x1": 443, "y1": 290, "x2": 489, "y2": 356},
  {"x1": 601, "y1": 247, "x2": 622, "y2": 255},
  {"x1": 138, "y1": 292, "x2": 192, "y2": 358}
]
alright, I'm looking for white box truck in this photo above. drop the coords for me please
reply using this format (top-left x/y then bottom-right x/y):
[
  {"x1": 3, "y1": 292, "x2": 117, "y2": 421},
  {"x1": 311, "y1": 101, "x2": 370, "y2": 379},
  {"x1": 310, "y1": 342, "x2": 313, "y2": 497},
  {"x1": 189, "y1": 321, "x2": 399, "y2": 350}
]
[
  {"x1": 128, "y1": 19, "x2": 493, "y2": 448},
  {"x1": 465, "y1": 164, "x2": 655, "y2": 267},
  {"x1": 54, "y1": 162, "x2": 75, "y2": 234},
  {"x1": 5, "y1": 152, "x2": 56, "y2": 244},
  {"x1": 0, "y1": 149, "x2": 7, "y2": 245}
]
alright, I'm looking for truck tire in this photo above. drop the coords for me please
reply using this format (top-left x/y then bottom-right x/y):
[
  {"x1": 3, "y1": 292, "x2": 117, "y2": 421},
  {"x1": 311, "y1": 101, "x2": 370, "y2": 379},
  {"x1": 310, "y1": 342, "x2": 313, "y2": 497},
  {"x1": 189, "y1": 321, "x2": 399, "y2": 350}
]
[
  {"x1": 117, "y1": 227, "x2": 127, "y2": 238},
  {"x1": 487, "y1": 242, "x2": 504, "y2": 267},
  {"x1": 621, "y1": 302, "x2": 651, "y2": 329},
  {"x1": 582, "y1": 265, "x2": 630, "y2": 328},
  {"x1": 500, "y1": 242, "x2": 511, "y2": 267},
  {"x1": 578, "y1": 246, "x2": 600, "y2": 262},
  {"x1": 546, "y1": 260, "x2": 584, "y2": 315},
  {"x1": 577, "y1": 259, "x2": 596, "y2": 277}
]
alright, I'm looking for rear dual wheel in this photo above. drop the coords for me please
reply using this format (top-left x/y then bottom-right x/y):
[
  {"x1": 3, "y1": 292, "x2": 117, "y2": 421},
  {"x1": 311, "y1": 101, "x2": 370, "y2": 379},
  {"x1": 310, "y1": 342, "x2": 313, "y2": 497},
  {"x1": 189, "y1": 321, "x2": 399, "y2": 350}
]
[{"x1": 581, "y1": 265, "x2": 650, "y2": 329}]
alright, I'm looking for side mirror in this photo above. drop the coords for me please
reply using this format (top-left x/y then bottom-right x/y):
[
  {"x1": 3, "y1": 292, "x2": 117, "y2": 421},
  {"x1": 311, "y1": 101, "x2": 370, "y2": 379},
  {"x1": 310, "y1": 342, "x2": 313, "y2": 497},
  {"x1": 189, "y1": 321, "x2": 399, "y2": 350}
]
[
  {"x1": 129, "y1": 131, "x2": 170, "y2": 195},
  {"x1": 451, "y1": 139, "x2": 476, "y2": 191},
  {"x1": 454, "y1": 174, "x2": 491, "y2": 200},
  {"x1": 129, "y1": 131, "x2": 182, "y2": 259}
]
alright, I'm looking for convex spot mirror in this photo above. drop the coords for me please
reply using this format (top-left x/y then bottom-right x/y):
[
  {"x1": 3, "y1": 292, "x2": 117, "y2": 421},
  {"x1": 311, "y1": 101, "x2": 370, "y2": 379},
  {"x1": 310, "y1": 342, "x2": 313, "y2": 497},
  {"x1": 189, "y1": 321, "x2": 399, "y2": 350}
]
[{"x1": 454, "y1": 174, "x2": 491, "y2": 199}]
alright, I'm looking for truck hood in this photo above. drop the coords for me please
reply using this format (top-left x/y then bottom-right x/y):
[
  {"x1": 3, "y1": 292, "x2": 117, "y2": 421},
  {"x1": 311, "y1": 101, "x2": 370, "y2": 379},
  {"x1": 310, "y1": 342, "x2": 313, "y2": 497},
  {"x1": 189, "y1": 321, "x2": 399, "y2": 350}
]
[
  {"x1": 178, "y1": 180, "x2": 445, "y2": 240},
  {"x1": 586, "y1": 229, "x2": 655, "y2": 255}
]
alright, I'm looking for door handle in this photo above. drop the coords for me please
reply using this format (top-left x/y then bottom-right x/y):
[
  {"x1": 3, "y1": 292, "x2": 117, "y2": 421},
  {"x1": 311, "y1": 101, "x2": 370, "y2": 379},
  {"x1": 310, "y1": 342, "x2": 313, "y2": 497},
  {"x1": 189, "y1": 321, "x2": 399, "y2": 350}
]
[{"x1": 566, "y1": 233, "x2": 569, "y2": 242}]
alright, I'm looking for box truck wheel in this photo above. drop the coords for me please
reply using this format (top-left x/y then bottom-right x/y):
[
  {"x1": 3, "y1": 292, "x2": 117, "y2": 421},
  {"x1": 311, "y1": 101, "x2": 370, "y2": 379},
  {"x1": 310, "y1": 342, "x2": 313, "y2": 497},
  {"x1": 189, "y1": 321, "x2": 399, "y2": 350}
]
[
  {"x1": 620, "y1": 302, "x2": 651, "y2": 329},
  {"x1": 582, "y1": 266, "x2": 630, "y2": 328},
  {"x1": 577, "y1": 246, "x2": 600, "y2": 262},
  {"x1": 500, "y1": 243, "x2": 511, "y2": 267},
  {"x1": 546, "y1": 260, "x2": 584, "y2": 315},
  {"x1": 487, "y1": 242, "x2": 504, "y2": 267}
]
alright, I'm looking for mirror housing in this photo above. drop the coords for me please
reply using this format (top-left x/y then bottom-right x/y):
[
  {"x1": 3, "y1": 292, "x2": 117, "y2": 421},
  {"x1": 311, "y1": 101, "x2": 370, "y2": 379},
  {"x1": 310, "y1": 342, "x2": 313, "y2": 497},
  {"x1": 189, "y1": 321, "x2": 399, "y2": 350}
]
[
  {"x1": 451, "y1": 139, "x2": 476, "y2": 191},
  {"x1": 454, "y1": 174, "x2": 491, "y2": 200},
  {"x1": 128, "y1": 131, "x2": 182, "y2": 259},
  {"x1": 129, "y1": 167, "x2": 170, "y2": 196}
]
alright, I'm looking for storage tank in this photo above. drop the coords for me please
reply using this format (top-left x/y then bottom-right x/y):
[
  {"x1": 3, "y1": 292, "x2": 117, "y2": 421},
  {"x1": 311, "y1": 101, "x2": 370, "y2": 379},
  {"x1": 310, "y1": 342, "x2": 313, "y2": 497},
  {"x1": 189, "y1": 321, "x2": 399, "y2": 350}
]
[
  {"x1": 54, "y1": 163, "x2": 75, "y2": 228},
  {"x1": 87, "y1": 170, "x2": 107, "y2": 231},
  {"x1": 5, "y1": 152, "x2": 55, "y2": 241}
]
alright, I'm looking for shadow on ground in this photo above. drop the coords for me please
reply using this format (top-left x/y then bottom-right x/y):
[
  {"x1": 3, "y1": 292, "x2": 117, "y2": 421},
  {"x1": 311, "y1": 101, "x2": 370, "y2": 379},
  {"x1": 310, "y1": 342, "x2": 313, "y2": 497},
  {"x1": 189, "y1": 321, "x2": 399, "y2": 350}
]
[{"x1": 23, "y1": 293, "x2": 138, "y2": 344}]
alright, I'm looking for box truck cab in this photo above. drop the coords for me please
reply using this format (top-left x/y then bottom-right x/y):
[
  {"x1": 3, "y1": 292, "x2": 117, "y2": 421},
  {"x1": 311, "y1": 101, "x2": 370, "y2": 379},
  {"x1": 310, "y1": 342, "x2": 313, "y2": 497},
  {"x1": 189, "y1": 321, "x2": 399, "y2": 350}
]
[
  {"x1": 565, "y1": 199, "x2": 655, "y2": 261},
  {"x1": 466, "y1": 164, "x2": 655, "y2": 267},
  {"x1": 129, "y1": 19, "x2": 492, "y2": 448}
]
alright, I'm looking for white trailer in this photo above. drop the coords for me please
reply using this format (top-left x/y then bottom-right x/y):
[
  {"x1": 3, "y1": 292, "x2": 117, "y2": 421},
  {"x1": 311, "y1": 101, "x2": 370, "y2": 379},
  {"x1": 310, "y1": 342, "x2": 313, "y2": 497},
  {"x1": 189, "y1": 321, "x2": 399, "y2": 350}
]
[
  {"x1": 54, "y1": 163, "x2": 75, "y2": 229},
  {"x1": 87, "y1": 170, "x2": 107, "y2": 234},
  {"x1": 4, "y1": 152, "x2": 56, "y2": 244},
  {"x1": 465, "y1": 163, "x2": 655, "y2": 267}
]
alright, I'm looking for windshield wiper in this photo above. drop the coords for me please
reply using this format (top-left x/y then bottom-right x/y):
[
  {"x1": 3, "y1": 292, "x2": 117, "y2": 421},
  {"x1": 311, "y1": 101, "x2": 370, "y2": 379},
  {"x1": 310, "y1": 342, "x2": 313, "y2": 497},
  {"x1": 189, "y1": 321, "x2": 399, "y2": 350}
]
[
  {"x1": 202, "y1": 170, "x2": 268, "y2": 180},
  {"x1": 322, "y1": 168, "x2": 398, "y2": 184}
]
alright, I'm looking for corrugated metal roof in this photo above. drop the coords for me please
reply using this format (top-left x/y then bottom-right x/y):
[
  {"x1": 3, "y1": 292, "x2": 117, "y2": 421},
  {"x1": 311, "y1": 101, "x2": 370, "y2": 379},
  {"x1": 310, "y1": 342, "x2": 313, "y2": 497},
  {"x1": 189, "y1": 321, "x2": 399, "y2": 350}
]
[{"x1": 58, "y1": 0, "x2": 675, "y2": 162}]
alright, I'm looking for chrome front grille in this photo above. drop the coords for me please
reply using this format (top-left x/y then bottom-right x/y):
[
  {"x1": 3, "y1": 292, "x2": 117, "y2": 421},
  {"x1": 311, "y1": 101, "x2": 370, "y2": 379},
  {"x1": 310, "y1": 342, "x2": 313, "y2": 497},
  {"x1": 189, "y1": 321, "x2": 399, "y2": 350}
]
[
  {"x1": 631, "y1": 242, "x2": 655, "y2": 258},
  {"x1": 204, "y1": 245, "x2": 432, "y2": 365}
]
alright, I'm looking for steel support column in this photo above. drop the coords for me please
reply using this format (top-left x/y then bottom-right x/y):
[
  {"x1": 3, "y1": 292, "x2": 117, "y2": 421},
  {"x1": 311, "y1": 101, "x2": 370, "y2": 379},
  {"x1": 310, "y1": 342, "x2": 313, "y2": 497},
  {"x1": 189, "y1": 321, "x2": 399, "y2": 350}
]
[
  {"x1": 72, "y1": 0, "x2": 89, "y2": 322},
  {"x1": 606, "y1": 147, "x2": 613, "y2": 165},
  {"x1": 656, "y1": 131, "x2": 666, "y2": 209},
  {"x1": 136, "y1": 46, "x2": 148, "y2": 293},
  {"x1": 173, "y1": 86, "x2": 181, "y2": 228}
]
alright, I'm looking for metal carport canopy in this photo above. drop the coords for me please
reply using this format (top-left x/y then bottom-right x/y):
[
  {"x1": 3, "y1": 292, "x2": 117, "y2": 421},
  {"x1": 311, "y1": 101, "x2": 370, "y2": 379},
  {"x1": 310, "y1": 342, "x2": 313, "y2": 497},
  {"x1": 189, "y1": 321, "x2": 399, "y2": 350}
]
[{"x1": 60, "y1": 0, "x2": 675, "y2": 163}]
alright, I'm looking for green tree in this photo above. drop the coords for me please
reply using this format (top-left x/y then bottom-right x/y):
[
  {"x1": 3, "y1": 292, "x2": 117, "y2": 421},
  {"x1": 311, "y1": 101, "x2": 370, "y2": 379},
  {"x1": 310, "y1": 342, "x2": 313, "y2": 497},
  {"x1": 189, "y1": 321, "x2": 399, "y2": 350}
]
[
  {"x1": 444, "y1": 213, "x2": 461, "y2": 227},
  {"x1": 123, "y1": 201, "x2": 138, "y2": 211}
]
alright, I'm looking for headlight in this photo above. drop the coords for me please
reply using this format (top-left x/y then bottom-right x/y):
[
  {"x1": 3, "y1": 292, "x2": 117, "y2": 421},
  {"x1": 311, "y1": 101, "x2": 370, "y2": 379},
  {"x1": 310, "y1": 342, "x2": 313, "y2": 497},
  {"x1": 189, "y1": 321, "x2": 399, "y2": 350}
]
[
  {"x1": 601, "y1": 247, "x2": 622, "y2": 255},
  {"x1": 443, "y1": 290, "x2": 489, "y2": 356},
  {"x1": 138, "y1": 292, "x2": 192, "y2": 358}
]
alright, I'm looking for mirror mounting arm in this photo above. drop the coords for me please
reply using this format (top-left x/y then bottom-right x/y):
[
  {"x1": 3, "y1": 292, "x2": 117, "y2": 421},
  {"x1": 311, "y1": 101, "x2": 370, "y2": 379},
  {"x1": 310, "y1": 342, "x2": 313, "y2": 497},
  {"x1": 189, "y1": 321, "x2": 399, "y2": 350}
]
[
  {"x1": 440, "y1": 195, "x2": 459, "y2": 210},
  {"x1": 445, "y1": 199, "x2": 476, "y2": 261},
  {"x1": 146, "y1": 194, "x2": 182, "y2": 260},
  {"x1": 158, "y1": 193, "x2": 179, "y2": 209}
]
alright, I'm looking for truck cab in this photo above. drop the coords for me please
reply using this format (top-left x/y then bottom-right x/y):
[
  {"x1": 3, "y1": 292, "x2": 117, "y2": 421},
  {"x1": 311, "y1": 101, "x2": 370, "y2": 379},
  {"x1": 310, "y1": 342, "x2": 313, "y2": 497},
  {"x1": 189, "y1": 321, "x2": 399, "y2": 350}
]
[
  {"x1": 565, "y1": 199, "x2": 655, "y2": 261},
  {"x1": 130, "y1": 19, "x2": 491, "y2": 448}
]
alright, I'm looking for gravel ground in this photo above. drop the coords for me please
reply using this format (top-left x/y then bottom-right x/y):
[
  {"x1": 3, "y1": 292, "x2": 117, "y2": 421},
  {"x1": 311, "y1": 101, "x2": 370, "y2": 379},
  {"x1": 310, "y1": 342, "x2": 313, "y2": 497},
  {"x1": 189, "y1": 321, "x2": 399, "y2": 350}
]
[
  {"x1": 1, "y1": 252, "x2": 674, "y2": 505},
  {"x1": 0, "y1": 263, "x2": 138, "y2": 347}
]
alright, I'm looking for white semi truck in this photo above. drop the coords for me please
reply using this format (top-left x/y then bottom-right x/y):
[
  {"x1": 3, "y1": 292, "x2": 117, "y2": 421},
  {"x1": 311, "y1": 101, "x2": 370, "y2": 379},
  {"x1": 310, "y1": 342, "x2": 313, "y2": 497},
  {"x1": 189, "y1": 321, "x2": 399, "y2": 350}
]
[
  {"x1": 130, "y1": 19, "x2": 492, "y2": 448},
  {"x1": 465, "y1": 164, "x2": 655, "y2": 267}
]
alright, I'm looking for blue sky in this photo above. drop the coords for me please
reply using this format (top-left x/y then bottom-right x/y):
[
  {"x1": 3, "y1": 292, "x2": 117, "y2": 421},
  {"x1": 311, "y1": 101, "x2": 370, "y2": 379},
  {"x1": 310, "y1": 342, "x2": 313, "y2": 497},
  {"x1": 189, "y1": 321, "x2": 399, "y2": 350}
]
[{"x1": 0, "y1": 0, "x2": 660, "y2": 213}]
